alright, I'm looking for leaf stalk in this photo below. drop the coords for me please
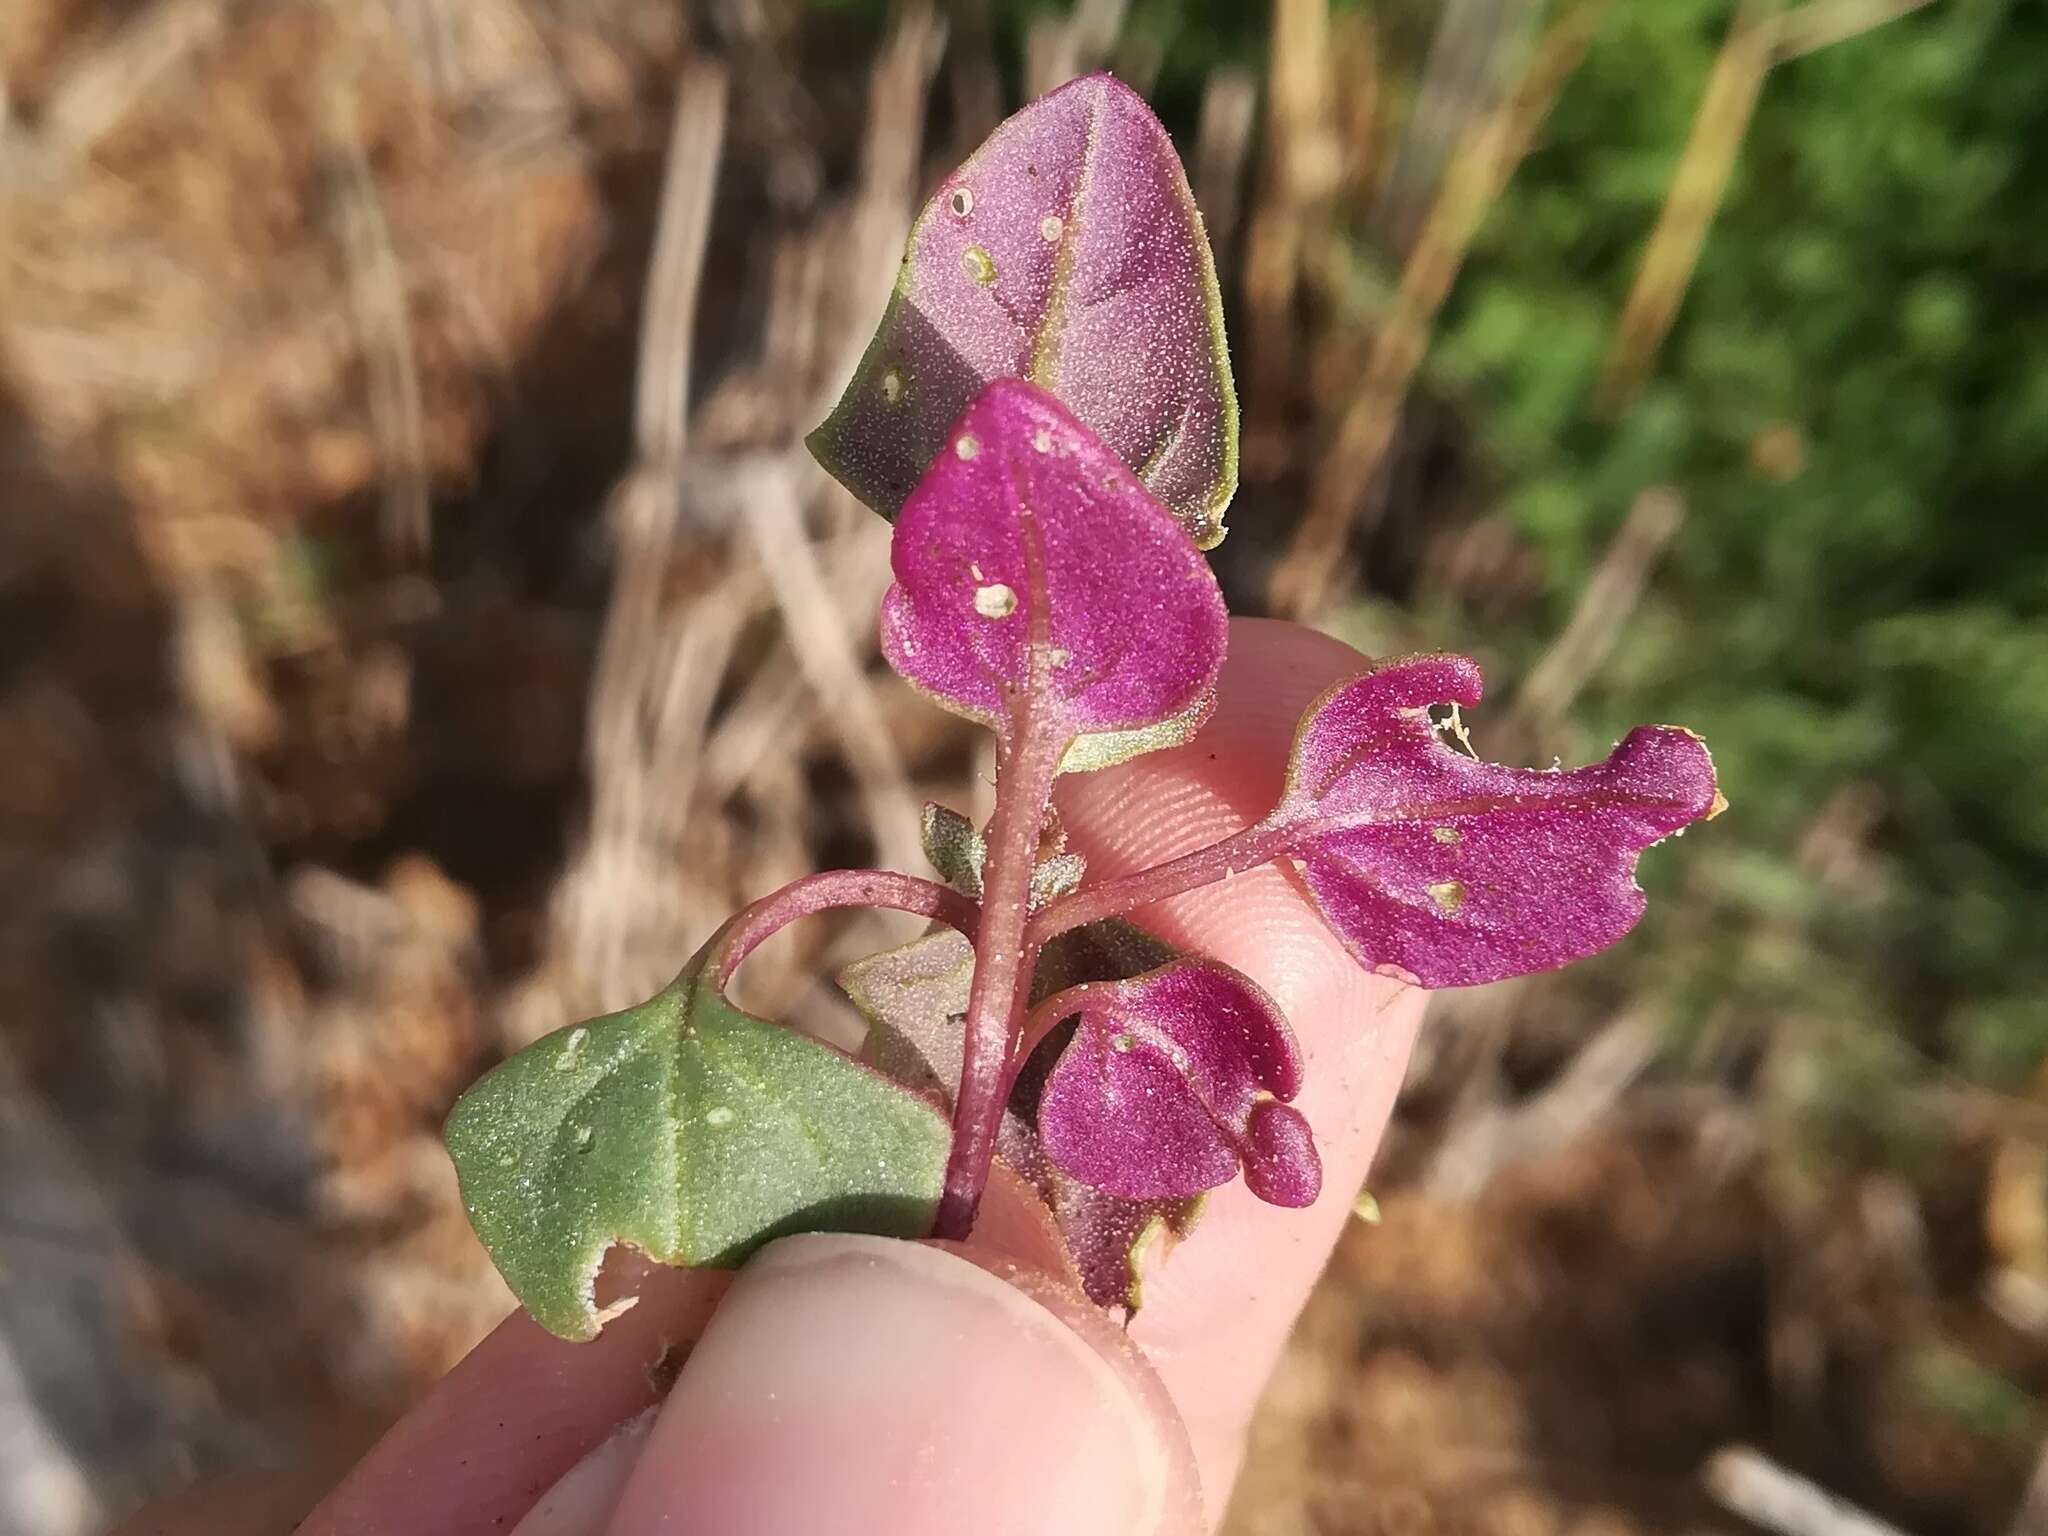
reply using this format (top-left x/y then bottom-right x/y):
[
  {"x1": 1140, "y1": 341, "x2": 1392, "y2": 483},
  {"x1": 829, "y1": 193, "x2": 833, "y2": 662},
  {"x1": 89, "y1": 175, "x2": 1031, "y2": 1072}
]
[
  {"x1": 1027, "y1": 820, "x2": 1292, "y2": 946},
  {"x1": 710, "y1": 869, "x2": 981, "y2": 990}
]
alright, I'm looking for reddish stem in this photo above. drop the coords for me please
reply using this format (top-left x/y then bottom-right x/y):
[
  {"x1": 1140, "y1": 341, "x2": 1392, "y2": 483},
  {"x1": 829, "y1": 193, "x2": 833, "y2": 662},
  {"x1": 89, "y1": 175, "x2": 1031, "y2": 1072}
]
[
  {"x1": 1004, "y1": 980, "x2": 1116, "y2": 1093},
  {"x1": 931, "y1": 704, "x2": 1066, "y2": 1239},
  {"x1": 710, "y1": 869, "x2": 980, "y2": 990},
  {"x1": 1025, "y1": 819, "x2": 1292, "y2": 946}
]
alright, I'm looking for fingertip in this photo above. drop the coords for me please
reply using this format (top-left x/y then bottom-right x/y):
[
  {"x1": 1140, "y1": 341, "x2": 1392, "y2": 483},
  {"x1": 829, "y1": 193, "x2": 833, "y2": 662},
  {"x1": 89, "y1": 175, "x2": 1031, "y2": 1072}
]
[
  {"x1": 1051, "y1": 616, "x2": 1390, "y2": 1050},
  {"x1": 603, "y1": 1235, "x2": 1200, "y2": 1536},
  {"x1": 511, "y1": 1407, "x2": 659, "y2": 1536}
]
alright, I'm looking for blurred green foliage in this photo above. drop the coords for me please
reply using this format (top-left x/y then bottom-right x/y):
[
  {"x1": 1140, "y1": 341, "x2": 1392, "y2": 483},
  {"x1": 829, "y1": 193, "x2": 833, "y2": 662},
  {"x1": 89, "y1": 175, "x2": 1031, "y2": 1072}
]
[{"x1": 1434, "y1": 0, "x2": 2048, "y2": 1109}]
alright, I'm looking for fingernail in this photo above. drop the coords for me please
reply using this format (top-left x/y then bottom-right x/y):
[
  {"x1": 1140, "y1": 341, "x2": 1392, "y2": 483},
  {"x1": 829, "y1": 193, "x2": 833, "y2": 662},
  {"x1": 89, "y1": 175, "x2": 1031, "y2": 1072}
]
[
  {"x1": 603, "y1": 1234, "x2": 1191, "y2": 1536},
  {"x1": 510, "y1": 1406, "x2": 658, "y2": 1536}
]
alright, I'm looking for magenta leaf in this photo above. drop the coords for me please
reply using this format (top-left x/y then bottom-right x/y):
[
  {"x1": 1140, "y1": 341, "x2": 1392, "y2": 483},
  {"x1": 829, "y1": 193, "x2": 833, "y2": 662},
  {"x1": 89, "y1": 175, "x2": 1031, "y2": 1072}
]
[
  {"x1": 1006, "y1": 925, "x2": 1211, "y2": 1311},
  {"x1": 840, "y1": 918, "x2": 1207, "y2": 1310},
  {"x1": 1269, "y1": 654, "x2": 1723, "y2": 988},
  {"x1": 1000, "y1": 1126, "x2": 1204, "y2": 1313},
  {"x1": 808, "y1": 73, "x2": 1237, "y2": 549},
  {"x1": 881, "y1": 379, "x2": 1228, "y2": 773},
  {"x1": 1240, "y1": 1102, "x2": 1320, "y2": 1207},
  {"x1": 1036, "y1": 961, "x2": 1322, "y2": 1208}
]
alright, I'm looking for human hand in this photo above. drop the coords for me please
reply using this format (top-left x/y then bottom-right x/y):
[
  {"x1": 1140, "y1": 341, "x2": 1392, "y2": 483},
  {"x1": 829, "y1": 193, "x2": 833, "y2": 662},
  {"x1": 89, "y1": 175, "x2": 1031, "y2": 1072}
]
[{"x1": 119, "y1": 620, "x2": 1426, "y2": 1536}]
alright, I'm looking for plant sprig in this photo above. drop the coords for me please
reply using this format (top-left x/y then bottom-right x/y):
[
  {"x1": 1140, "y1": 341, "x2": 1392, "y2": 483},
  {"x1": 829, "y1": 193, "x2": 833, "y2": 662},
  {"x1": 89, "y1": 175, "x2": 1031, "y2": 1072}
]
[{"x1": 445, "y1": 74, "x2": 1723, "y2": 1341}]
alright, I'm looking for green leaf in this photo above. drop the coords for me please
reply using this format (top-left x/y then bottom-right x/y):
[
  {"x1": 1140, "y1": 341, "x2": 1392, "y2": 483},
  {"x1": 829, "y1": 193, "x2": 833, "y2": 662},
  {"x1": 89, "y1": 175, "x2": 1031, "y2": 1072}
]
[{"x1": 445, "y1": 940, "x2": 952, "y2": 1340}]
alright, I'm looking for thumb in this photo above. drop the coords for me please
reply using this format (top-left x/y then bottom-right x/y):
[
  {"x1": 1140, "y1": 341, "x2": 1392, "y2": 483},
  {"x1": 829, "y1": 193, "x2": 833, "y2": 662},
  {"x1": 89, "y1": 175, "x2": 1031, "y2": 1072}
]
[{"x1": 593, "y1": 1233, "x2": 1202, "y2": 1536}]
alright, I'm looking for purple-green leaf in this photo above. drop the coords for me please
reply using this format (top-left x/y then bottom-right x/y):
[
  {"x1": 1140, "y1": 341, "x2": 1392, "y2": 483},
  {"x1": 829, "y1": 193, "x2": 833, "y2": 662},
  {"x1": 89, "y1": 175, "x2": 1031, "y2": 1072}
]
[
  {"x1": 1269, "y1": 654, "x2": 1723, "y2": 988},
  {"x1": 880, "y1": 379, "x2": 1228, "y2": 774},
  {"x1": 808, "y1": 73, "x2": 1237, "y2": 549},
  {"x1": 1036, "y1": 960, "x2": 1321, "y2": 1208},
  {"x1": 919, "y1": 802, "x2": 988, "y2": 898},
  {"x1": 839, "y1": 926, "x2": 978, "y2": 1104}
]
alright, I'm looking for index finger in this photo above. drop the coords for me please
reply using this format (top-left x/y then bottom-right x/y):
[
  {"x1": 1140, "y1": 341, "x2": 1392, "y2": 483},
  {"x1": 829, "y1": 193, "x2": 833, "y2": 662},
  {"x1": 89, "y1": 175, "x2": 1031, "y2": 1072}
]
[
  {"x1": 1054, "y1": 617, "x2": 1429, "y2": 1521},
  {"x1": 290, "y1": 1257, "x2": 728, "y2": 1536}
]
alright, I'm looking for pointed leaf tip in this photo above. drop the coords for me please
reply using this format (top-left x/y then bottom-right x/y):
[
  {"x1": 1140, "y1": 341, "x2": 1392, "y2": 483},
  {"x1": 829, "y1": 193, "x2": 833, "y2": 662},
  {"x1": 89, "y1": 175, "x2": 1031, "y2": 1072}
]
[
  {"x1": 1037, "y1": 960, "x2": 1321, "y2": 1207},
  {"x1": 446, "y1": 941, "x2": 951, "y2": 1340},
  {"x1": 1271, "y1": 655, "x2": 1721, "y2": 989},
  {"x1": 880, "y1": 380, "x2": 1227, "y2": 773},
  {"x1": 809, "y1": 74, "x2": 1236, "y2": 547}
]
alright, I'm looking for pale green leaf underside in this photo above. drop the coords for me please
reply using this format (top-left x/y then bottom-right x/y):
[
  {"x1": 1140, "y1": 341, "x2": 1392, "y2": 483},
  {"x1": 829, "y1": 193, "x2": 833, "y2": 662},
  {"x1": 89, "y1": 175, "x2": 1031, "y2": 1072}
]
[
  {"x1": 446, "y1": 957, "x2": 952, "y2": 1340},
  {"x1": 1057, "y1": 691, "x2": 1215, "y2": 775}
]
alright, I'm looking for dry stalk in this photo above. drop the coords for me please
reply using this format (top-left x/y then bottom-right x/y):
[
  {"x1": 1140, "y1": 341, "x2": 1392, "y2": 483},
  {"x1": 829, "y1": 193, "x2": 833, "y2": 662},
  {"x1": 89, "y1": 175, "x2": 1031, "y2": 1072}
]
[
  {"x1": 1191, "y1": 66, "x2": 1258, "y2": 264},
  {"x1": 731, "y1": 2, "x2": 944, "y2": 876},
  {"x1": 25, "y1": 0, "x2": 231, "y2": 167},
  {"x1": 692, "y1": 4, "x2": 949, "y2": 1024},
  {"x1": 818, "y1": 1, "x2": 947, "y2": 402},
  {"x1": 1369, "y1": 0, "x2": 1543, "y2": 254},
  {"x1": 384, "y1": 0, "x2": 466, "y2": 100},
  {"x1": 736, "y1": 460, "x2": 924, "y2": 873},
  {"x1": 381, "y1": 0, "x2": 575, "y2": 161},
  {"x1": 719, "y1": 228, "x2": 915, "y2": 872},
  {"x1": 0, "y1": 1031, "x2": 222, "y2": 1531},
  {"x1": 1330, "y1": 10, "x2": 1383, "y2": 203},
  {"x1": 1268, "y1": 0, "x2": 1608, "y2": 620},
  {"x1": 1512, "y1": 485, "x2": 1686, "y2": 730},
  {"x1": 1772, "y1": 0, "x2": 1938, "y2": 62},
  {"x1": 1241, "y1": 0, "x2": 1340, "y2": 404},
  {"x1": 547, "y1": 60, "x2": 729, "y2": 1021},
  {"x1": 701, "y1": 521, "x2": 894, "y2": 795},
  {"x1": 1024, "y1": 0, "x2": 1128, "y2": 98},
  {"x1": 1424, "y1": 1010, "x2": 1661, "y2": 1198},
  {"x1": 945, "y1": 0, "x2": 1004, "y2": 154},
  {"x1": 550, "y1": 3, "x2": 946, "y2": 1023},
  {"x1": 1704, "y1": 1447, "x2": 1916, "y2": 1536},
  {"x1": 1596, "y1": 0, "x2": 1935, "y2": 408},
  {"x1": 322, "y1": 68, "x2": 432, "y2": 565},
  {"x1": 1594, "y1": 4, "x2": 1778, "y2": 412}
]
